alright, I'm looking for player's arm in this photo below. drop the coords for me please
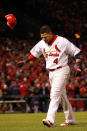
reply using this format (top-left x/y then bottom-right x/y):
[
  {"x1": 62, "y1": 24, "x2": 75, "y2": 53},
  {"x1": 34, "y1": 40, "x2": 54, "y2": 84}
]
[
  {"x1": 17, "y1": 54, "x2": 36, "y2": 67},
  {"x1": 65, "y1": 39, "x2": 82, "y2": 76},
  {"x1": 74, "y1": 51, "x2": 82, "y2": 76},
  {"x1": 17, "y1": 40, "x2": 43, "y2": 67}
]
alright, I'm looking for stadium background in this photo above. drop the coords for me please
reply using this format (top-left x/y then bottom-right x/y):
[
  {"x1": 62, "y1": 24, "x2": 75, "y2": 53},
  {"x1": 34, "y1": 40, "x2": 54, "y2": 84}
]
[{"x1": 0, "y1": 0, "x2": 87, "y2": 113}]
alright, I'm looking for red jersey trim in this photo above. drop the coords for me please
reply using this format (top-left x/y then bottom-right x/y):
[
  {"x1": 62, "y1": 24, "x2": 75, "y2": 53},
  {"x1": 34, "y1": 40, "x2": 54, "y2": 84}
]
[
  {"x1": 49, "y1": 35, "x2": 57, "y2": 46},
  {"x1": 28, "y1": 54, "x2": 36, "y2": 60}
]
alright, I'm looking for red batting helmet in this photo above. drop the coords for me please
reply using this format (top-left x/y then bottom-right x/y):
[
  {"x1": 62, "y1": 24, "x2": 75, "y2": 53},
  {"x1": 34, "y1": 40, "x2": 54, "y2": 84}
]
[{"x1": 5, "y1": 14, "x2": 17, "y2": 30}]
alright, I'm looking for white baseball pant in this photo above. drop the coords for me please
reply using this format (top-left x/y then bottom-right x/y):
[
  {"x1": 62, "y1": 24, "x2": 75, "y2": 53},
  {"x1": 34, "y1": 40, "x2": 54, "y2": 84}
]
[{"x1": 46, "y1": 65, "x2": 76, "y2": 124}]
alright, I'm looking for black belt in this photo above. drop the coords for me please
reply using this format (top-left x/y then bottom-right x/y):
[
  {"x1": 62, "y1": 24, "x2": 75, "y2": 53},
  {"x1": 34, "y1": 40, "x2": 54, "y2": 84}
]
[{"x1": 48, "y1": 66, "x2": 62, "y2": 72}]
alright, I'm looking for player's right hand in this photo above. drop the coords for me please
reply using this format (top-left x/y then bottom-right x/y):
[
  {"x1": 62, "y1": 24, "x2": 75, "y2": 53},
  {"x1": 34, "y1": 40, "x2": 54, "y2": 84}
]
[
  {"x1": 17, "y1": 59, "x2": 29, "y2": 67},
  {"x1": 17, "y1": 61, "x2": 25, "y2": 68}
]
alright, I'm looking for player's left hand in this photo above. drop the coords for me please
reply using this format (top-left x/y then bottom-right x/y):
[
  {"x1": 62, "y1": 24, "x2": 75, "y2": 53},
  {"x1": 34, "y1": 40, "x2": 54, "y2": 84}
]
[
  {"x1": 75, "y1": 68, "x2": 81, "y2": 77},
  {"x1": 5, "y1": 14, "x2": 17, "y2": 30}
]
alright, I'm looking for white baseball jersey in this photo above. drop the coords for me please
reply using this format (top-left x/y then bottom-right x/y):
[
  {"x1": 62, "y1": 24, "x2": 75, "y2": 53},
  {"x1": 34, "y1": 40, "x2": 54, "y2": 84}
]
[{"x1": 30, "y1": 35, "x2": 80, "y2": 70}]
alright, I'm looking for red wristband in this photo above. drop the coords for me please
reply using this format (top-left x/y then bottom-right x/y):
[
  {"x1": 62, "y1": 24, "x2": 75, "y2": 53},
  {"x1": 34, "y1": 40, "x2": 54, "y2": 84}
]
[{"x1": 28, "y1": 54, "x2": 36, "y2": 60}]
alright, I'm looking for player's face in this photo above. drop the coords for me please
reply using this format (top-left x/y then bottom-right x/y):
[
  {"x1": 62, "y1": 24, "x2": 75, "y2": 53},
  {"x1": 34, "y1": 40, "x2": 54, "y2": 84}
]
[{"x1": 40, "y1": 32, "x2": 53, "y2": 44}]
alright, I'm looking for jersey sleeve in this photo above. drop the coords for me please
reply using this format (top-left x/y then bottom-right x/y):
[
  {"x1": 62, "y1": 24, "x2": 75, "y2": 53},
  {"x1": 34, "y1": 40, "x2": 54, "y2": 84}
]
[
  {"x1": 65, "y1": 38, "x2": 81, "y2": 56},
  {"x1": 30, "y1": 41, "x2": 43, "y2": 58}
]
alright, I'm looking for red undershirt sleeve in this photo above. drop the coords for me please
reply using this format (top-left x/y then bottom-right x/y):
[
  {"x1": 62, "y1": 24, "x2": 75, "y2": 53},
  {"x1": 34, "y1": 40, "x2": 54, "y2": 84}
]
[{"x1": 28, "y1": 54, "x2": 36, "y2": 60}]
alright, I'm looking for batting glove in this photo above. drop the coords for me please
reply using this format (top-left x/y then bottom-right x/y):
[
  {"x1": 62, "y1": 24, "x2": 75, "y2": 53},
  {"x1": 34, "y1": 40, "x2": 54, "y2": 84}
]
[{"x1": 17, "y1": 59, "x2": 29, "y2": 68}]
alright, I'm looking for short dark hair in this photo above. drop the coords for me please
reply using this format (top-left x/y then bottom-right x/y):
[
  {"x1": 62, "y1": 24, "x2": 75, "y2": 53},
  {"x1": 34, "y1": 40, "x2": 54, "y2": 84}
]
[{"x1": 40, "y1": 25, "x2": 52, "y2": 34}]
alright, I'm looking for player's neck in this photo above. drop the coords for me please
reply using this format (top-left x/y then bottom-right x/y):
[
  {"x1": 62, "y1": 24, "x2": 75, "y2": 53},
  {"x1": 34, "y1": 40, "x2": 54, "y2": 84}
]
[{"x1": 49, "y1": 35, "x2": 57, "y2": 46}]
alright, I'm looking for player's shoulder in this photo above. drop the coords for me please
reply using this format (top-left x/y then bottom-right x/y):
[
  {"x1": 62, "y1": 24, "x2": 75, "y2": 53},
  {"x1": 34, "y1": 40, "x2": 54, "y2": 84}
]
[
  {"x1": 36, "y1": 40, "x2": 44, "y2": 44},
  {"x1": 58, "y1": 35, "x2": 68, "y2": 41},
  {"x1": 57, "y1": 35, "x2": 69, "y2": 44},
  {"x1": 34, "y1": 40, "x2": 46, "y2": 49},
  {"x1": 36, "y1": 40, "x2": 46, "y2": 46}
]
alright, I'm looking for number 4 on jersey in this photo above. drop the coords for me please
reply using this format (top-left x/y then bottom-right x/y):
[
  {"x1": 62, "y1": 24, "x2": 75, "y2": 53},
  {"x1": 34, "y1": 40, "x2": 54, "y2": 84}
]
[{"x1": 53, "y1": 58, "x2": 58, "y2": 64}]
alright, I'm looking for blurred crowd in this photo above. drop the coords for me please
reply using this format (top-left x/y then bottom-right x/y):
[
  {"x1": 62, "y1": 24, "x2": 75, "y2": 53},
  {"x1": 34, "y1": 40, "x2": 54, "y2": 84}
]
[
  {"x1": 0, "y1": 0, "x2": 87, "y2": 113},
  {"x1": 25, "y1": 0, "x2": 87, "y2": 42},
  {"x1": 0, "y1": 37, "x2": 50, "y2": 113},
  {"x1": 0, "y1": 36, "x2": 87, "y2": 113}
]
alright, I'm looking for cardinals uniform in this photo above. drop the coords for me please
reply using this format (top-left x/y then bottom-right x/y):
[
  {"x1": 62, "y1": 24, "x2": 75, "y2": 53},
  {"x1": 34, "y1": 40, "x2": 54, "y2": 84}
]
[
  {"x1": 30, "y1": 35, "x2": 80, "y2": 124},
  {"x1": 17, "y1": 25, "x2": 81, "y2": 127}
]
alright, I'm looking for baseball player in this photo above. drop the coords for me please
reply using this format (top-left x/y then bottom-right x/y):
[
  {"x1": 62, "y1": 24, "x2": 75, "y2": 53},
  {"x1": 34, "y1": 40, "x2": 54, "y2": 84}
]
[{"x1": 18, "y1": 25, "x2": 82, "y2": 127}]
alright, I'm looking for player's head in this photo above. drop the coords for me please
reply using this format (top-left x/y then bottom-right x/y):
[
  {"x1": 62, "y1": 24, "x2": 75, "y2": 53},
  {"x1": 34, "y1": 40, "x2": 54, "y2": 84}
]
[{"x1": 40, "y1": 25, "x2": 54, "y2": 44}]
